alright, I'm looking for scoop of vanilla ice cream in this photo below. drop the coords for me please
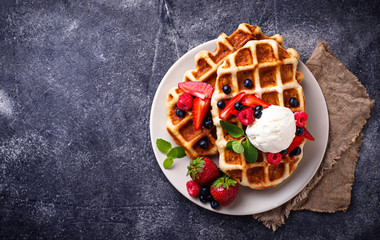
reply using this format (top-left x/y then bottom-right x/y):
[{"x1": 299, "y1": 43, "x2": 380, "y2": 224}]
[{"x1": 246, "y1": 105, "x2": 296, "y2": 153}]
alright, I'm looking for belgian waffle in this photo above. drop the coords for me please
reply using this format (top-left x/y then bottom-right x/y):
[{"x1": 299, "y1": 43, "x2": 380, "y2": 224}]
[
  {"x1": 210, "y1": 40, "x2": 306, "y2": 189},
  {"x1": 166, "y1": 24, "x2": 284, "y2": 159}
]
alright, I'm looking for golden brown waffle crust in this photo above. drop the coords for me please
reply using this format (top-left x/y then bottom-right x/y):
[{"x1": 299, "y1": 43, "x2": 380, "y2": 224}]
[
  {"x1": 166, "y1": 24, "x2": 284, "y2": 159},
  {"x1": 211, "y1": 40, "x2": 306, "y2": 189}
]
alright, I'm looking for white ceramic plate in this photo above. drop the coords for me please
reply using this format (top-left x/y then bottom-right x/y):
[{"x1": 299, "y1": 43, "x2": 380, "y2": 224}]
[{"x1": 150, "y1": 40, "x2": 329, "y2": 215}]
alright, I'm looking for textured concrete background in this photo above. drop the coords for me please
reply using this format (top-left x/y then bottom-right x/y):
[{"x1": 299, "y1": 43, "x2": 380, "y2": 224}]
[{"x1": 0, "y1": 0, "x2": 379, "y2": 239}]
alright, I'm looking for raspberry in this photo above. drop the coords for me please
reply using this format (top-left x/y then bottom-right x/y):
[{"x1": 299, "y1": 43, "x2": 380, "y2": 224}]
[
  {"x1": 294, "y1": 111, "x2": 308, "y2": 128},
  {"x1": 237, "y1": 108, "x2": 255, "y2": 125},
  {"x1": 266, "y1": 153, "x2": 282, "y2": 165},
  {"x1": 186, "y1": 180, "x2": 201, "y2": 197},
  {"x1": 177, "y1": 93, "x2": 193, "y2": 110}
]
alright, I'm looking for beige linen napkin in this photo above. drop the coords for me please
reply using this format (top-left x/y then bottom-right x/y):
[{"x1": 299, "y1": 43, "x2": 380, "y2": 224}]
[{"x1": 253, "y1": 41, "x2": 375, "y2": 231}]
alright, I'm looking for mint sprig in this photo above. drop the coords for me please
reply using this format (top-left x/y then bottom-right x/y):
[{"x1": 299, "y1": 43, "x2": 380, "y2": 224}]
[
  {"x1": 156, "y1": 139, "x2": 186, "y2": 169},
  {"x1": 220, "y1": 120, "x2": 258, "y2": 163}
]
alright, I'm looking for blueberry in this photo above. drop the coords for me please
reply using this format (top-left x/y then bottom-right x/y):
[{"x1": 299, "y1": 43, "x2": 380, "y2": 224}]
[
  {"x1": 203, "y1": 114, "x2": 213, "y2": 129},
  {"x1": 200, "y1": 187, "x2": 210, "y2": 197},
  {"x1": 217, "y1": 100, "x2": 226, "y2": 109},
  {"x1": 254, "y1": 105, "x2": 263, "y2": 111},
  {"x1": 290, "y1": 147, "x2": 302, "y2": 156},
  {"x1": 198, "y1": 139, "x2": 208, "y2": 149},
  {"x1": 222, "y1": 85, "x2": 231, "y2": 94},
  {"x1": 199, "y1": 194, "x2": 207, "y2": 203},
  {"x1": 280, "y1": 149, "x2": 288, "y2": 155},
  {"x1": 206, "y1": 194, "x2": 214, "y2": 202},
  {"x1": 176, "y1": 108, "x2": 185, "y2": 117},
  {"x1": 243, "y1": 79, "x2": 253, "y2": 88},
  {"x1": 210, "y1": 200, "x2": 219, "y2": 209},
  {"x1": 234, "y1": 102, "x2": 243, "y2": 111},
  {"x1": 203, "y1": 120, "x2": 213, "y2": 129},
  {"x1": 254, "y1": 110, "x2": 262, "y2": 118},
  {"x1": 289, "y1": 97, "x2": 299, "y2": 107},
  {"x1": 296, "y1": 127, "x2": 304, "y2": 136}
]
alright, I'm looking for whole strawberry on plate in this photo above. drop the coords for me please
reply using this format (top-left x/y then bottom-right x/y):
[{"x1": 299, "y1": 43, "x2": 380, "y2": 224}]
[
  {"x1": 187, "y1": 157, "x2": 219, "y2": 185},
  {"x1": 210, "y1": 175, "x2": 239, "y2": 207}
]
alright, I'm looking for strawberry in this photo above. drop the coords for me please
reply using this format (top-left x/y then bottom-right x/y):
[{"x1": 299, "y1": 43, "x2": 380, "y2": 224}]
[
  {"x1": 192, "y1": 97, "x2": 211, "y2": 130},
  {"x1": 178, "y1": 82, "x2": 214, "y2": 99},
  {"x1": 294, "y1": 111, "x2": 308, "y2": 128},
  {"x1": 177, "y1": 93, "x2": 193, "y2": 110},
  {"x1": 210, "y1": 175, "x2": 239, "y2": 207},
  {"x1": 266, "y1": 153, "x2": 282, "y2": 165},
  {"x1": 187, "y1": 157, "x2": 219, "y2": 185},
  {"x1": 287, "y1": 135, "x2": 303, "y2": 153},
  {"x1": 241, "y1": 94, "x2": 270, "y2": 109},
  {"x1": 302, "y1": 127, "x2": 315, "y2": 141},
  {"x1": 186, "y1": 180, "x2": 201, "y2": 197},
  {"x1": 219, "y1": 92, "x2": 246, "y2": 121},
  {"x1": 229, "y1": 108, "x2": 241, "y2": 116}
]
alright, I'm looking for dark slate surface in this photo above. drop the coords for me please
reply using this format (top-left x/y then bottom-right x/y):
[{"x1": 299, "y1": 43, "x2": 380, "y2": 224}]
[{"x1": 0, "y1": 0, "x2": 379, "y2": 239}]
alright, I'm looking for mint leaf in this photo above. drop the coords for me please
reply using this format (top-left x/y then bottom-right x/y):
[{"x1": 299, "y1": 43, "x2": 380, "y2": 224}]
[
  {"x1": 167, "y1": 146, "x2": 186, "y2": 159},
  {"x1": 156, "y1": 139, "x2": 172, "y2": 153},
  {"x1": 226, "y1": 140, "x2": 235, "y2": 151},
  {"x1": 175, "y1": 147, "x2": 186, "y2": 158},
  {"x1": 242, "y1": 139, "x2": 258, "y2": 163},
  {"x1": 163, "y1": 158, "x2": 174, "y2": 169},
  {"x1": 220, "y1": 121, "x2": 244, "y2": 138},
  {"x1": 232, "y1": 140, "x2": 244, "y2": 153}
]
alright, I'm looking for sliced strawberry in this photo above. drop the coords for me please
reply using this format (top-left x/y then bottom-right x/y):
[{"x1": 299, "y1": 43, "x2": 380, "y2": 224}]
[
  {"x1": 178, "y1": 82, "x2": 214, "y2": 99},
  {"x1": 302, "y1": 127, "x2": 315, "y2": 141},
  {"x1": 219, "y1": 92, "x2": 246, "y2": 121},
  {"x1": 241, "y1": 94, "x2": 270, "y2": 109},
  {"x1": 229, "y1": 108, "x2": 239, "y2": 116},
  {"x1": 192, "y1": 97, "x2": 211, "y2": 130},
  {"x1": 288, "y1": 135, "x2": 304, "y2": 153}
]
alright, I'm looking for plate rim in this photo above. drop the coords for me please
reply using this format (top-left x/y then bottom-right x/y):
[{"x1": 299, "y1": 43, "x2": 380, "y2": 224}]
[{"x1": 149, "y1": 39, "x2": 329, "y2": 215}]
